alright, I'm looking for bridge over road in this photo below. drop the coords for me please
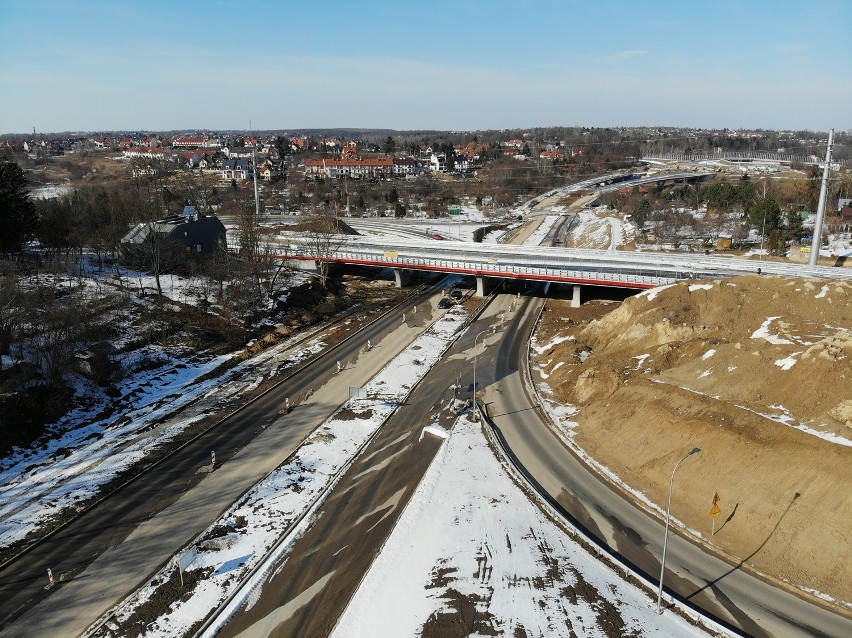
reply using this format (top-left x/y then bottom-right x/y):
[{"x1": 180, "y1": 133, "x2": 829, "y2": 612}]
[{"x1": 277, "y1": 236, "x2": 851, "y2": 305}]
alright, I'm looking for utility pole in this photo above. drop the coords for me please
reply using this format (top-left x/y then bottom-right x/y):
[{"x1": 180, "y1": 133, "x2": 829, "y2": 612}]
[
  {"x1": 809, "y1": 129, "x2": 834, "y2": 267},
  {"x1": 251, "y1": 122, "x2": 260, "y2": 220}
]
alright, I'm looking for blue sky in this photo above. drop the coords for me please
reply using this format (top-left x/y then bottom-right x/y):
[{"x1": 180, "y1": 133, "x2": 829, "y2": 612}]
[{"x1": 1, "y1": 0, "x2": 849, "y2": 133}]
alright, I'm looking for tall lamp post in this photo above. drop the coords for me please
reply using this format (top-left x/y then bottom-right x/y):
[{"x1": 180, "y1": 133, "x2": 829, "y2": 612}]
[
  {"x1": 471, "y1": 328, "x2": 493, "y2": 418},
  {"x1": 656, "y1": 446, "x2": 701, "y2": 614}
]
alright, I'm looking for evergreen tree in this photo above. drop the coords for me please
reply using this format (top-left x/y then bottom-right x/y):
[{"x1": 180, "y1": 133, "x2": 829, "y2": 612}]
[
  {"x1": 633, "y1": 198, "x2": 651, "y2": 228},
  {"x1": 785, "y1": 210, "x2": 805, "y2": 242},
  {"x1": 0, "y1": 162, "x2": 37, "y2": 253},
  {"x1": 748, "y1": 195, "x2": 782, "y2": 235}
]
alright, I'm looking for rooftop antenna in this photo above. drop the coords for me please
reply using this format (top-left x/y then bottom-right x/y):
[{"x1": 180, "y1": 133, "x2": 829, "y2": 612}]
[{"x1": 809, "y1": 128, "x2": 834, "y2": 267}]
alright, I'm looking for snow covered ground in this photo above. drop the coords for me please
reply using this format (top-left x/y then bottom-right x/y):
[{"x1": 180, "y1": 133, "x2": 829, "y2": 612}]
[
  {"x1": 333, "y1": 417, "x2": 719, "y2": 637},
  {"x1": 90, "y1": 299, "x2": 722, "y2": 638},
  {"x1": 88, "y1": 300, "x2": 473, "y2": 637},
  {"x1": 10, "y1": 199, "x2": 836, "y2": 635},
  {"x1": 29, "y1": 183, "x2": 73, "y2": 199},
  {"x1": 568, "y1": 209, "x2": 636, "y2": 250},
  {"x1": 523, "y1": 215, "x2": 559, "y2": 246},
  {"x1": 1, "y1": 262, "x2": 313, "y2": 552}
]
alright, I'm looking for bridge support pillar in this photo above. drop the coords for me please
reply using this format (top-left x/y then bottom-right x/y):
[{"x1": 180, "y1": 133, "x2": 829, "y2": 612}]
[
  {"x1": 571, "y1": 284, "x2": 581, "y2": 308},
  {"x1": 476, "y1": 276, "x2": 495, "y2": 297},
  {"x1": 393, "y1": 268, "x2": 411, "y2": 288}
]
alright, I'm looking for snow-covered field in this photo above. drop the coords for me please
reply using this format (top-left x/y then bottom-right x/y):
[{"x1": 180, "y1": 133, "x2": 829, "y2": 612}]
[
  {"x1": 1, "y1": 263, "x2": 313, "y2": 552},
  {"x1": 568, "y1": 209, "x2": 636, "y2": 250},
  {"x1": 333, "y1": 417, "x2": 717, "y2": 637},
  {"x1": 29, "y1": 183, "x2": 73, "y2": 199}
]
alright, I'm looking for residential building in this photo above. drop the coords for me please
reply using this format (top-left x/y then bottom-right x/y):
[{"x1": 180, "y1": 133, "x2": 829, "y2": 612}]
[
  {"x1": 304, "y1": 155, "x2": 419, "y2": 180},
  {"x1": 119, "y1": 214, "x2": 227, "y2": 271},
  {"x1": 221, "y1": 158, "x2": 254, "y2": 181},
  {"x1": 173, "y1": 136, "x2": 207, "y2": 149},
  {"x1": 123, "y1": 146, "x2": 168, "y2": 160}
]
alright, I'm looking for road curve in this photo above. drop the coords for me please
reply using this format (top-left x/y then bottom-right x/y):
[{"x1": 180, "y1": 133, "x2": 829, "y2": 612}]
[{"x1": 484, "y1": 291, "x2": 852, "y2": 638}]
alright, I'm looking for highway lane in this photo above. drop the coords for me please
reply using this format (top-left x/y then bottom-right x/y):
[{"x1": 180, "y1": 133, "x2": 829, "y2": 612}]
[
  {"x1": 216, "y1": 290, "x2": 515, "y2": 637},
  {"x1": 0, "y1": 289, "x2": 441, "y2": 637},
  {"x1": 484, "y1": 290, "x2": 852, "y2": 638}
]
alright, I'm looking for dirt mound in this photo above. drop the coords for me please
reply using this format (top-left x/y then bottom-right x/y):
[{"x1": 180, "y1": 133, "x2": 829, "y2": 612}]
[{"x1": 535, "y1": 275, "x2": 852, "y2": 606}]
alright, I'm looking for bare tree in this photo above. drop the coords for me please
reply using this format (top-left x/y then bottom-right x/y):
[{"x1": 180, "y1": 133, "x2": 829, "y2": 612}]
[
  {"x1": 303, "y1": 206, "x2": 343, "y2": 289},
  {"x1": 0, "y1": 271, "x2": 22, "y2": 369},
  {"x1": 29, "y1": 290, "x2": 93, "y2": 382},
  {"x1": 130, "y1": 158, "x2": 177, "y2": 297}
]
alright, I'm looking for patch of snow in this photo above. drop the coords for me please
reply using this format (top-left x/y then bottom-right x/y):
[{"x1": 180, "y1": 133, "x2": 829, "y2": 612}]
[
  {"x1": 532, "y1": 333, "x2": 575, "y2": 354},
  {"x1": 689, "y1": 284, "x2": 714, "y2": 292},
  {"x1": 632, "y1": 353, "x2": 650, "y2": 370},
  {"x1": 30, "y1": 183, "x2": 73, "y2": 199},
  {"x1": 774, "y1": 353, "x2": 802, "y2": 371},
  {"x1": 638, "y1": 284, "x2": 674, "y2": 301},
  {"x1": 750, "y1": 317, "x2": 794, "y2": 345},
  {"x1": 701, "y1": 349, "x2": 716, "y2": 361},
  {"x1": 420, "y1": 425, "x2": 450, "y2": 441},
  {"x1": 814, "y1": 285, "x2": 829, "y2": 299}
]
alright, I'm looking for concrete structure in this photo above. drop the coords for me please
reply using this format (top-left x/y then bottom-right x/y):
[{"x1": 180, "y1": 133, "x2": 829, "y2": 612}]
[{"x1": 276, "y1": 235, "x2": 852, "y2": 301}]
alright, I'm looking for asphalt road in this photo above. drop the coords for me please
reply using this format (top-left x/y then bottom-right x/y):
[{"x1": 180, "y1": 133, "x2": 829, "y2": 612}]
[
  {"x1": 216, "y1": 291, "x2": 514, "y2": 637},
  {"x1": 0, "y1": 289, "x2": 439, "y2": 637},
  {"x1": 484, "y1": 290, "x2": 852, "y2": 638}
]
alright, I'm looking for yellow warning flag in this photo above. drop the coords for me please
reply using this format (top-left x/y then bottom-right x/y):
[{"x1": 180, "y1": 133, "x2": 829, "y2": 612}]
[{"x1": 710, "y1": 492, "x2": 721, "y2": 518}]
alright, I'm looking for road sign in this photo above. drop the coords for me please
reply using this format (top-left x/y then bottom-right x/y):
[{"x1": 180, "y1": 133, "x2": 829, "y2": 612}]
[
  {"x1": 711, "y1": 492, "x2": 721, "y2": 535},
  {"x1": 177, "y1": 546, "x2": 198, "y2": 586},
  {"x1": 179, "y1": 546, "x2": 198, "y2": 573},
  {"x1": 349, "y1": 387, "x2": 367, "y2": 399}
]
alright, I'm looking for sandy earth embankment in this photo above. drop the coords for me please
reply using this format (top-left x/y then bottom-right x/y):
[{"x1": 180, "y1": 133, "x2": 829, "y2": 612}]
[{"x1": 533, "y1": 275, "x2": 852, "y2": 607}]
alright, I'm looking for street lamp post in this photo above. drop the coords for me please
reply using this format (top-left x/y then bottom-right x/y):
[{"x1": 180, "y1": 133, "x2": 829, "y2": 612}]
[
  {"x1": 656, "y1": 446, "x2": 701, "y2": 614},
  {"x1": 472, "y1": 329, "x2": 493, "y2": 418}
]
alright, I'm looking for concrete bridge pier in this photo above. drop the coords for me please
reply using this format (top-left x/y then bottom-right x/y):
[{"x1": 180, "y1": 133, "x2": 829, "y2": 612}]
[
  {"x1": 571, "y1": 284, "x2": 582, "y2": 308},
  {"x1": 393, "y1": 268, "x2": 412, "y2": 288},
  {"x1": 476, "y1": 276, "x2": 497, "y2": 297}
]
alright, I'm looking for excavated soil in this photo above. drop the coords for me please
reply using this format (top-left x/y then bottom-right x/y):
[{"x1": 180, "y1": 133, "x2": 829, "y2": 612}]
[{"x1": 533, "y1": 275, "x2": 852, "y2": 606}]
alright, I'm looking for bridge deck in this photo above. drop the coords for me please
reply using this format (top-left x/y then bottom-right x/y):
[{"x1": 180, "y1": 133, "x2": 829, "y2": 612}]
[{"x1": 272, "y1": 236, "x2": 851, "y2": 289}]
